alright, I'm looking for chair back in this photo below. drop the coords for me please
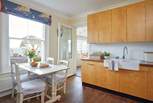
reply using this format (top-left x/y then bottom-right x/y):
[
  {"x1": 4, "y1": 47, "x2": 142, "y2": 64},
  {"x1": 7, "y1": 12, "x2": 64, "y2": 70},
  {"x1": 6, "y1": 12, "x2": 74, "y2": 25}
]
[
  {"x1": 46, "y1": 57, "x2": 54, "y2": 65},
  {"x1": 10, "y1": 56, "x2": 28, "y2": 88},
  {"x1": 57, "y1": 60, "x2": 69, "y2": 78},
  {"x1": 10, "y1": 56, "x2": 28, "y2": 73},
  {"x1": 57, "y1": 60, "x2": 69, "y2": 67}
]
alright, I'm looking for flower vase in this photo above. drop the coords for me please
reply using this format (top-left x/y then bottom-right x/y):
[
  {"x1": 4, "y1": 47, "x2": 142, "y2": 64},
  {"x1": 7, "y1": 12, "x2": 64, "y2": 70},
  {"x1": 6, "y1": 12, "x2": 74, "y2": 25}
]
[{"x1": 28, "y1": 58, "x2": 33, "y2": 64}]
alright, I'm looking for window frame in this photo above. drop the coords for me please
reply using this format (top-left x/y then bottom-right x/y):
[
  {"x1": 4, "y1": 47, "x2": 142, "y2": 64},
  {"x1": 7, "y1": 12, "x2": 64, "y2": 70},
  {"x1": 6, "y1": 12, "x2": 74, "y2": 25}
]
[{"x1": 8, "y1": 14, "x2": 46, "y2": 60}]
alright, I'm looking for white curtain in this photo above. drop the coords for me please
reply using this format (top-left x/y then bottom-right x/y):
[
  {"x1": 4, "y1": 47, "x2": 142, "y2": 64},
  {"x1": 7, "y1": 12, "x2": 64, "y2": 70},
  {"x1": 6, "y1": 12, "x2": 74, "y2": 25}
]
[{"x1": 0, "y1": 13, "x2": 10, "y2": 73}]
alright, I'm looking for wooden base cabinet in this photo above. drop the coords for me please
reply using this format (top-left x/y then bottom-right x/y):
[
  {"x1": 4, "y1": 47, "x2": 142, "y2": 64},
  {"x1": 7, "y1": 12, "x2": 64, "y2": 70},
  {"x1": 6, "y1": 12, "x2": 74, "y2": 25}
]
[
  {"x1": 119, "y1": 68, "x2": 148, "y2": 99},
  {"x1": 81, "y1": 61, "x2": 153, "y2": 101},
  {"x1": 81, "y1": 61, "x2": 97, "y2": 85},
  {"x1": 107, "y1": 70, "x2": 119, "y2": 91},
  {"x1": 96, "y1": 63, "x2": 108, "y2": 88},
  {"x1": 146, "y1": 67, "x2": 153, "y2": 101}
]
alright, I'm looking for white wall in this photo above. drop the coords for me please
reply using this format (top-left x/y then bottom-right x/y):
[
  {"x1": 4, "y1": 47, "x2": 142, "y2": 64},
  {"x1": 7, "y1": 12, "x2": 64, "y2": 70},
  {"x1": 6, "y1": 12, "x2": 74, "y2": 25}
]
[
  {"x1": 0, "y1": 13, "x2": 9, "y2": 73},
  {"x1": 89, "y1": 43, "x2": 153, "y2": 61}
]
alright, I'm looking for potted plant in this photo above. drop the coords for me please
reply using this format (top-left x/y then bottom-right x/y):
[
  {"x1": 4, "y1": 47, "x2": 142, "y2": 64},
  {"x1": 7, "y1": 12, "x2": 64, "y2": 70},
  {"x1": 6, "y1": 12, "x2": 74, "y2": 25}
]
[
  {"x1": 104, "y1": 51, "x2": 111, "y2": 59},
  {"x1": 25, "y1": 48, "x2": 36, "y2": 63}
]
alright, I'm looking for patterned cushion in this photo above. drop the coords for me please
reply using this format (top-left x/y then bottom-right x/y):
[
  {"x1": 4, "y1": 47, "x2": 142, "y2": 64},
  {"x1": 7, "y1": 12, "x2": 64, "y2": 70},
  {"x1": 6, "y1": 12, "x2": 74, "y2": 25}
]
[{"x1": 21, "y1": 79, "x2": 46, "y2": 95}]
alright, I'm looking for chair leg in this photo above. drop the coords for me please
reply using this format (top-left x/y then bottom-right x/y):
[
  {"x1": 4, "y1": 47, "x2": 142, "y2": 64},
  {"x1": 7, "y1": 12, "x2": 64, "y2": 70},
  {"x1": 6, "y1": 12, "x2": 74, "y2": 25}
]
[
  {"x1": 41, "y1": 92, "x2": 45, "y2": 103},
  {"x1": 16, "y1": 93, "x2": 19, "y2": 103},
  {"x1": 45, "y1": 85, "x2": 48, "y2": 96},
  {"x1": 63, "y1": 81, "x2": 66, "y2": 94},
  {"x1": 11, "y1": 87, "x2": 15, "y2": 98},
  {"x1": 19, "y1": 94, "x2": 23, "y2": 103}
]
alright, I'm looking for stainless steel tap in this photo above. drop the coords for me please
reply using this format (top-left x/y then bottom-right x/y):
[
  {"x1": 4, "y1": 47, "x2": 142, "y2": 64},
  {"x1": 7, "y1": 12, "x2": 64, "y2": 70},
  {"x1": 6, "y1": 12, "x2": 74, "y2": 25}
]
[{"x1": 123, "y1": 46, "x2": 128, "y2": 59}]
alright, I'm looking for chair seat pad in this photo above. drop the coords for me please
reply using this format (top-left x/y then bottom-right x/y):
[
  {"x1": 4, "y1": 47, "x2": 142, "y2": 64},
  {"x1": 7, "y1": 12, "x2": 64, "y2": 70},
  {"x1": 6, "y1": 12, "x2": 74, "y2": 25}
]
[
  {"x1": 47, "y1": 74, "x2": 65, "y2": 84},
  {"x1": 20, "y1": 74, "x2": 38, "y2": 82},
  {"x1": 21, "y1": 79, "x2": 46, "y2": 95},
  {"x1": 20, "y1": 74, "x2": 29, "y2": 82}
]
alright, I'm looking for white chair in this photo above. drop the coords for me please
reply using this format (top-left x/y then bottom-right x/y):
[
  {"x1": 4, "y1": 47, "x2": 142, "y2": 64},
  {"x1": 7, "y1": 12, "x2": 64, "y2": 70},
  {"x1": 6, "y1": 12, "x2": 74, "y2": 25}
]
[
  {"x1": 10, "y1": 57, "x2": 38, "y2": 98},
  {"x1": 47, "y1": 60, "x2": 69, "y2": 95},
  {"x1": 46, "y1": 57, "x2": 54, "y2": 65},
  {"x1": 10, "y1": 57, "x2": 29, "y2": 98},
  {"x1": 15, "y1": 63, "x2": 46, "y2": 103}
]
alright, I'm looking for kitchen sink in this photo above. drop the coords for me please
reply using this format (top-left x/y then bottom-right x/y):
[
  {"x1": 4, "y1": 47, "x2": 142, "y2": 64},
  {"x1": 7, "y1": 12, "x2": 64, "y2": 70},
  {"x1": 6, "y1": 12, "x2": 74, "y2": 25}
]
[{"x1": 118, "y1": 59, "x2": 140, "y2": 70}]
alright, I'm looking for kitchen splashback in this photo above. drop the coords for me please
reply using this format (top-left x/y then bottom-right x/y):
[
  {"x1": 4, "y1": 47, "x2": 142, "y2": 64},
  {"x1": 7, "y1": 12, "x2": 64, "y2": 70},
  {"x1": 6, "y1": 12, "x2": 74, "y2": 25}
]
[{"x1": 89, "y1": 42, "x2": 153, "y2": 61}]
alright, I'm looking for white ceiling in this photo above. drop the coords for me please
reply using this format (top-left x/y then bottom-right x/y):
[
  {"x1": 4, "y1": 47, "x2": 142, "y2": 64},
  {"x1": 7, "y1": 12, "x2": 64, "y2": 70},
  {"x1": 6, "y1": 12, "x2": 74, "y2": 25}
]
[{"x1": 28, "y1": 0, "x2": 142, "y2": 17}]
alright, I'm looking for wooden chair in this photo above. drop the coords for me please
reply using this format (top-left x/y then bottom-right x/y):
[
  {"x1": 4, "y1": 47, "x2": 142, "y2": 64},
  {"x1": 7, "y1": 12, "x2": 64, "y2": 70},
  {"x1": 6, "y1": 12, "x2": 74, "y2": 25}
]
[
  {"x1": 47, "y1": 60, "x2": 69, "y2": 95},
  {"x1": 15, "y1": 63, "x2": 46, "y2": 103}
]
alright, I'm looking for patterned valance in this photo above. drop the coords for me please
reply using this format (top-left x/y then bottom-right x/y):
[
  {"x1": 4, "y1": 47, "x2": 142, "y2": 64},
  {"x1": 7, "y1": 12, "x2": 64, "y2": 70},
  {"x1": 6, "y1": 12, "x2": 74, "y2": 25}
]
[{"x1": 1, "y1": 0, "x2": 51, "y2": 25}]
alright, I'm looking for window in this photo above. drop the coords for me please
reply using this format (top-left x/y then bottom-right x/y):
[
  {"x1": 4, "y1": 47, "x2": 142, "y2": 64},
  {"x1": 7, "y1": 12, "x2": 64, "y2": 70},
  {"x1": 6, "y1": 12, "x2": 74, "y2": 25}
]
[
  {"x1": 77, "y1": 27, "x2": 88, "y2": 54},
  {"x1": 9, "y1": 15, "x2": 46, "y2": 60}
]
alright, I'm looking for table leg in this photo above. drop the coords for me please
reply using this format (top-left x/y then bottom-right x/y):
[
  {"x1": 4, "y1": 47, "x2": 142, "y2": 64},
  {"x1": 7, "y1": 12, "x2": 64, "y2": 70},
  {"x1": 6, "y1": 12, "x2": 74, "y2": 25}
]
[{"x1": 46, "y1": 73, "x2": 61, "y2": 103}]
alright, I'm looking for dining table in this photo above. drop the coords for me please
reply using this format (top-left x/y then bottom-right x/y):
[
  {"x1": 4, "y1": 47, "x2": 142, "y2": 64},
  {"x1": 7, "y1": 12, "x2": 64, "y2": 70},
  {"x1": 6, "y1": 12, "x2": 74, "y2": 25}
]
[{"x1": 17, "y1": 63, "x2": 68, "y2": 103}]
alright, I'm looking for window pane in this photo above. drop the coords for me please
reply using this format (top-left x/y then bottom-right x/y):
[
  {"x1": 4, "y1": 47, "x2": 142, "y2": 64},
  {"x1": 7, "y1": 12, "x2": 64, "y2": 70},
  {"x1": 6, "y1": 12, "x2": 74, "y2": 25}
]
[
  {"x1": 28, "y1": 19, "x2": 45, "y2": 39},
  {"x1": 10, "y1": 39, "x2": 26, "y2": 56},
  {"x1": 9, "y1": 14, "x2": 46, "y2": 61},
  {"x1": 77, "y1": 26, "x2": 88, "y2": 53},
  {"x1": 9, "y1": 15, "x2": 28, "y2": 38}
]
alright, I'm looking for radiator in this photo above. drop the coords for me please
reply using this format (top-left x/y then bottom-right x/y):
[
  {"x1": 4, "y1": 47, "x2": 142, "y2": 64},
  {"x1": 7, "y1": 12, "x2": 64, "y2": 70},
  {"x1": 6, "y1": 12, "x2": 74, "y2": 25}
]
[{"x1": 0, "y1": 73, "x2": 12, "y2": 92}]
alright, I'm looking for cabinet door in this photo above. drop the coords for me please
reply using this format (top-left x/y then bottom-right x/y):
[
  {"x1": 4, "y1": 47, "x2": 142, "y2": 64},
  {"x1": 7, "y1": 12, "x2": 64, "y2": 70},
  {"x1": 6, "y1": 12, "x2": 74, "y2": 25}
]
[
  {"x1": 81, "y1": 61, "x2": 97, "y2": 85},
  {"x1": 99, "y1": 10, "x2": 112, "y2": 43},
  {"x1": 146, "y1": 0, "x2": 153, "y2": 41},
  {"x1": 107, "y1": 70, "x2": 119, "y2": 91},
  {"x1": 119, "y1": 69, "x2": 148, "y2": 99},
  {"x1": 96, "y1": 63, "x2": 108, "y2": 88},
  {"x1": 127, "y1": 2, "x2": 146, "y2": 42},
  {"x1": 112, "y1": 7, "x2": 127, "y2": 42},
  {"x1": 147, "y1": 67, "x2": 153, "y2": 101},
  {"x1": 87, "y1": 14, "x2": 99, "y2": 43},
  {"x1": 81, "y1": 61, "x2": 88, "y2": 83}
]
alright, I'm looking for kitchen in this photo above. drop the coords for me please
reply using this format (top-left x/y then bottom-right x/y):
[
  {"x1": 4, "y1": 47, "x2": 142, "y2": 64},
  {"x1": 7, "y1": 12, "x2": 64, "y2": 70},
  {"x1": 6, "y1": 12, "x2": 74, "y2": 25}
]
[
  {"x1": 0, "y1": 0, "x2": 153, "y2": 103},
  {"x1": 81, "y1": 0, "x2": 153, "y2": 102}
]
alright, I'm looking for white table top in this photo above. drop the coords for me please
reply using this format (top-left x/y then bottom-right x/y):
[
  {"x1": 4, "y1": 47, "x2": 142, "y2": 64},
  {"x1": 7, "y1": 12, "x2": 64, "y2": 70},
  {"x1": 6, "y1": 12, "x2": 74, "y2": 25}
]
[{"x1": 17, "y1": 63, "x2": 68, "y2": 76}]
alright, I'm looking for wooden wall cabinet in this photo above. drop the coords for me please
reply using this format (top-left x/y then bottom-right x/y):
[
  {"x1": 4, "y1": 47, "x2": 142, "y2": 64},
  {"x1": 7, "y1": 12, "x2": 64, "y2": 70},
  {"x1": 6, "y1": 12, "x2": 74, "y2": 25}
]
[
  {"x1": 146, "y1": 0, "x2": 153, "y2": 41},
  {"x1": 126, "y1": 2, "x2": 146, "y2": 42},
  {"x1": 87, "y1": 1, "x2": 153, "y2": 43},
  {"x1": 87, "y1": 14, "x2": 99, "y2": 43},
  {"x1": 98, "y1": 11, "x2": 112, "y2": 43},
  {"x1": 111, "y1": 7, "x2": 127, "y2": 42}
]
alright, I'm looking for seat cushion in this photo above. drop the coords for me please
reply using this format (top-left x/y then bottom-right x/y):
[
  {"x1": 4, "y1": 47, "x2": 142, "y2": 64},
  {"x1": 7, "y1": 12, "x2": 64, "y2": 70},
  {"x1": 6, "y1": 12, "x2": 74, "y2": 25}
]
[
  {"x1": 20, "y1": 74, "x2": 38, "y2": 82},
  {"x1": 20, "y1": 74, "x2": 29, "y2": 82},
  {"x1": 47, "y1": 73, "x2": 65, "y2": 85},
  {"x1": 21, "y1": 79, "x2": 46, "y2": 95}
]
